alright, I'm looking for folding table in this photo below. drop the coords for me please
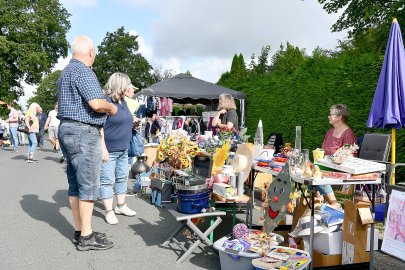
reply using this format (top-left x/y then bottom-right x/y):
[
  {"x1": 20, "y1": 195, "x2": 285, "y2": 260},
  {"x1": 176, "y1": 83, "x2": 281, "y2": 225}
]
[
  {"x1": 161, "y1": 204, "x2": 226, "y2": 263},
  {"x1": 292, "y1": 176, "x2": 382, "y2": 270}
]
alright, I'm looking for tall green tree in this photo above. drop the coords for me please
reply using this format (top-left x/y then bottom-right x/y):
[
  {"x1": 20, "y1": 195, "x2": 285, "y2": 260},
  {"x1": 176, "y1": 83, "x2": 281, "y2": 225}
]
[
  {"x1": 271, "y1": 43, "x2": 306, "y2": 74},
  {"x1": 255, "y1": 45, "x2": 271, "y2": 75},
  {"x1": 218, "y1": 53, "x2": 247, "y2": 89},
  {"x1": 92, "y1": 27, "x2": 154, "y2": 88},
  {"x1": 318, "y1": 0, "x2": 405, "y2": 38},
  {"x1": 0, "y1": 0, "x2": 70, "y2": 103},
  {"x1": 27, "y1": 70, "x2": 61, "y2": 114}
]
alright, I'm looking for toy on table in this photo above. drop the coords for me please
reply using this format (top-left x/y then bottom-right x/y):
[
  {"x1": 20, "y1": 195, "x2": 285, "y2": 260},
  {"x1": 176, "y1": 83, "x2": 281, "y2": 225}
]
[{"x1": 262, "y1": 164, "x2": 292, "y2": 234}]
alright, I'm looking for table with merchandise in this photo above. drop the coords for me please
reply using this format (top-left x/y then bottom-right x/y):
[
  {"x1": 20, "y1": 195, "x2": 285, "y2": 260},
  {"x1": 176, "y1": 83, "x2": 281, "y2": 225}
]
[{"x1": 290, "y1": 156, "x2": 386, "y2": 270}]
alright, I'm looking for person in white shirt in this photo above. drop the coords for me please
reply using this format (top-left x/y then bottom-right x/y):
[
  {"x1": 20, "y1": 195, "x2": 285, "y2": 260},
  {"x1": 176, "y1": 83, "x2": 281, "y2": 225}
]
[{"x1": 44, "y1": 103, "x2": 60, "y2": 151}]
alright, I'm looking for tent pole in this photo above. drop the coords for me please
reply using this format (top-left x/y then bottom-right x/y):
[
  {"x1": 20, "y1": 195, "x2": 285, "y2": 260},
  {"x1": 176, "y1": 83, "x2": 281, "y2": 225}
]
[
  {"x1": 240, "y1": 99, "x2": 245, "y2": 128},
  {"x1": 391, "y1": 128, "x2": 396, "y2": 185}
]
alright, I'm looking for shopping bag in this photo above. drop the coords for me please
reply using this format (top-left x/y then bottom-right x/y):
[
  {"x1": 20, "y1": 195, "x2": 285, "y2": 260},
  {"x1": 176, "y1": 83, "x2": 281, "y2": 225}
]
[{"x1": 128, "y1": 130, "x2": 144, "y2": 157}]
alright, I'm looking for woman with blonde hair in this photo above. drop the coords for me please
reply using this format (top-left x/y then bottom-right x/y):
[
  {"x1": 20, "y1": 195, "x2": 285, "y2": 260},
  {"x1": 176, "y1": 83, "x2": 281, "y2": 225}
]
[
  {"x1": 212, "y1": 93, "x2": 238, "y2": 130},
  {"x1": 25, "y1": 102, "x2": 40, "y2": 162},
  {"x1": 99, "y1": 72, "x2": 137, "y2": 224}
]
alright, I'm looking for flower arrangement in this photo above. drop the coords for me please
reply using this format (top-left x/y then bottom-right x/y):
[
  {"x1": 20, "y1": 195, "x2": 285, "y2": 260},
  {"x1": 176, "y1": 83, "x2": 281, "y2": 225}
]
[
  {"x1": 195, "y1": 127, "x2": 250, "y2": 155},
  {"x1": 157, "y1": 132, "x2": 201, "y2": 169},
  {"x1": 195, "y1": 135, "x2": 220, "y2": 154},
  {"x1": 218, "y1": 127, "x2": 250, "y2": 152}
]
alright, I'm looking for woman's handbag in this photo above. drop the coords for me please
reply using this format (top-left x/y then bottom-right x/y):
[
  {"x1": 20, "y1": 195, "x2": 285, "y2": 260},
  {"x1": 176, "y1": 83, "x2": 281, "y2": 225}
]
[{"x1": 17, "y1": 121, "x2": 29, "y2": 133}]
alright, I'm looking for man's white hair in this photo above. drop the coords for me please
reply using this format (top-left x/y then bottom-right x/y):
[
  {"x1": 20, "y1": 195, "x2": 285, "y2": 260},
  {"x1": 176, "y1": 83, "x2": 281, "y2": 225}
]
[{"x1": 71, "y1": 35, "x2": 94, "y2": 54}]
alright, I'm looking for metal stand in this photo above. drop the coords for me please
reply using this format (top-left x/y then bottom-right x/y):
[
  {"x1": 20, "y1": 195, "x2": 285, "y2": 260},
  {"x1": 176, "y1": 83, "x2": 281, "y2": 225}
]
[{"x1": 161, "y1": 206, "x2": 226, "y2": 263}]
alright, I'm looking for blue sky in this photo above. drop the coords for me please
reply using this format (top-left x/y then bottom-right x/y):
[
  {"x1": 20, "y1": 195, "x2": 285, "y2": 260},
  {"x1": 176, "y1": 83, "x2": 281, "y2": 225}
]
[{"x1": 20, "y1": 0, "x2": 347, "y2": 106}]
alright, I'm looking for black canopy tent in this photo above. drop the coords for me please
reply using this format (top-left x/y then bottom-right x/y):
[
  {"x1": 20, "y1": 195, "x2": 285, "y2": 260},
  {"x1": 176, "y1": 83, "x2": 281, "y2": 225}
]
[{"x1": 138, "y1": 73, "x2": 246, "y2": 126}]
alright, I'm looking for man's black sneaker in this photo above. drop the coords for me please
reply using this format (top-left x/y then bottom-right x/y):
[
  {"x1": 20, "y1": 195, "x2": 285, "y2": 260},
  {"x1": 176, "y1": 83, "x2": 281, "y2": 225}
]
[
  {"x1": 76, "y1": 232, "x2": 113, "y2": 251},
  {"x1": 59, "y1": 156, "x2": 65, "y2": 163},
  {"x1": 72, "y1": 231, "x2": 106, "y2": 244}
]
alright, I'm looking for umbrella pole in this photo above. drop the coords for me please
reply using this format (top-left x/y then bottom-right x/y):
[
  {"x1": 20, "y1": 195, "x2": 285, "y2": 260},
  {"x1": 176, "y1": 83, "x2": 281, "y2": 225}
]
[{"x1": 391, "y1": 128, "x2": 396, "y2": 185}]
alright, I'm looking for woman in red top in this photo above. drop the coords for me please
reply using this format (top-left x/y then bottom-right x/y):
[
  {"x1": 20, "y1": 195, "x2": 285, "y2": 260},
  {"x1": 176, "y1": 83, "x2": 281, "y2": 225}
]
[
  {"x1": 322, "y1": 104, "x2": 357, "y2": 155},
  {"x1": 318, "y1": 104, "x2": 357, "y2": 208}
]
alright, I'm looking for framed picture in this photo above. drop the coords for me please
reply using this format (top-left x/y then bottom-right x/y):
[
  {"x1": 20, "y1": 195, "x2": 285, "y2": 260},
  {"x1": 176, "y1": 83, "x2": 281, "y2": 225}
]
[{"x1": 381, "y1": 185, "x2": 405, "y2": 262}]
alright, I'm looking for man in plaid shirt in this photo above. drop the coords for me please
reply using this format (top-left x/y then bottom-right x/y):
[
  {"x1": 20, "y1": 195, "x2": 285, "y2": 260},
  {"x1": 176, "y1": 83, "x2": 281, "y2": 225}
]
[{"x1": 57, "y1": 35, "x2": 117, "y2": 251}]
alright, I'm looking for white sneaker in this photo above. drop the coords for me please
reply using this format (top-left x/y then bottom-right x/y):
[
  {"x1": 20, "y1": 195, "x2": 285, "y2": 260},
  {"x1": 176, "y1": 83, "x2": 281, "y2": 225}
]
[
  {"x1": 105, "y1": 210, "x2": 118, "y2": 225},
  {"x1": 114, "y1": 204, "x2": 136, "y2": 216}
]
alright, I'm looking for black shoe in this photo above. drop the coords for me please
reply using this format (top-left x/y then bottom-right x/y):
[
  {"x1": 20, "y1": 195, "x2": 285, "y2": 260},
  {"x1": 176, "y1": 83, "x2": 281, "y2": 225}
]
[
  {"x1": 126, "y1": 189, "x2": 137, "y2": 197},
  {"x1": 59, "y1": 156, "x2": 65, "y2": 163},
  {"x1": 76, "y1": 232, "x2": 113, "y2": 251},
  {"x1": 72, "y1": 231, "x2": 106, "y2": 245}
]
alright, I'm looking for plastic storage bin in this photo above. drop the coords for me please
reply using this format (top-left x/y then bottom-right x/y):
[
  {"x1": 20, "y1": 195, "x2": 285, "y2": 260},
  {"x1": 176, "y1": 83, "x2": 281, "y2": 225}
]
[{"x1": 213, "y1": 237, "x2": 261, "y2": 270}]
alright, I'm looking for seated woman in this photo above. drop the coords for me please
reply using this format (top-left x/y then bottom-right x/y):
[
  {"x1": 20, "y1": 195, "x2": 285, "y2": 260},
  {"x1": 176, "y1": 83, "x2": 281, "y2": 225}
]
[
  {"x1": 212, "y1": 93, "x2": 238, "y2": 131},
  {"x1": 317, "y1": 104, "x2": 357, "y2": 208}
]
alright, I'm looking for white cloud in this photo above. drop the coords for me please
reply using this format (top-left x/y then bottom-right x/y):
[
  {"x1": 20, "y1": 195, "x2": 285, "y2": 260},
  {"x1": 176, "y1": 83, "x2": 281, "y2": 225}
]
[
  {"x1": 128, "y1": 30, "x2": 182, "y2": 79},
  {"x1": 60, "y1": 0, "x2": 98, "y2": 8},
  {"x1": 18, "y1": 82, "x2": 37, "y2": 110},
  {"x1": 113, "y1": 0, "x2": 157, "y2": 7},
  {"x1": 127, "y1": 27, "x2": 230, "y2": 83},
  {"x1": 183, "y1": 57, "x2": 231, "y2": 83},
  {"x1": 45, "y1": 0, "x2": 349, "y2": 88},
  {"x1": 153, "y1": 57, "x2": 181, "y2": 74},
  {"x1": 128, "y1": 30, "x2": 154, "y2": 60},
  {"x1": 151, "y1": 0, "x2": 346, "y2": 60}
]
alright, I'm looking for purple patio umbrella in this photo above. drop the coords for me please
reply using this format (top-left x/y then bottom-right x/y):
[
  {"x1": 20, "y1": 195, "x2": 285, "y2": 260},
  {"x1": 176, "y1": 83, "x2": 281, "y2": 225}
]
[{"x1": 367, "y1": 18, "x2": 405, "y2": 184}]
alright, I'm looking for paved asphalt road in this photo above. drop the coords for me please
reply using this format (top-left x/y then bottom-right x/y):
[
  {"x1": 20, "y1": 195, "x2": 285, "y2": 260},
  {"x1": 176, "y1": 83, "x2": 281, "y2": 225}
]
[
  {"x1": 0, "y1": 145, "x2": 222, "y2": 270},
  {"x1": 1, "y1": 144, "x2": 405, "y2": 270}
]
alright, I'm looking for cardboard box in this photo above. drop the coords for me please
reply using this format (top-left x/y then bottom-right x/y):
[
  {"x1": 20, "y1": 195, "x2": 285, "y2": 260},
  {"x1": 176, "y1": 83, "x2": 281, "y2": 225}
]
[
  {"x1": 313, "y1": 250, "x2": 342, "y2": 268},
  {"x1": 342, "y1": 200, "x2": 374, "y2": 264},
  {"x1": 314, "y1": 230, "x2": 343, "y2": 255}
]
